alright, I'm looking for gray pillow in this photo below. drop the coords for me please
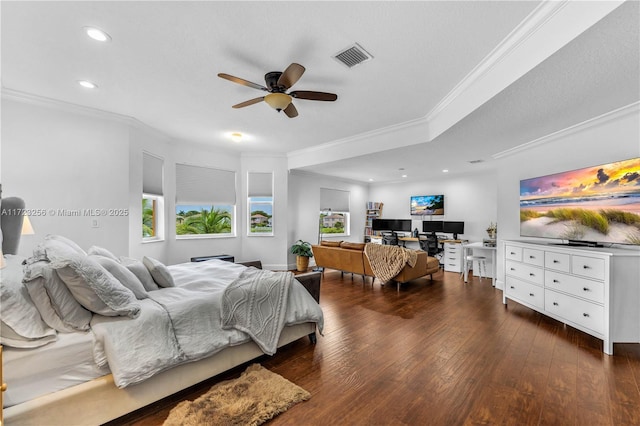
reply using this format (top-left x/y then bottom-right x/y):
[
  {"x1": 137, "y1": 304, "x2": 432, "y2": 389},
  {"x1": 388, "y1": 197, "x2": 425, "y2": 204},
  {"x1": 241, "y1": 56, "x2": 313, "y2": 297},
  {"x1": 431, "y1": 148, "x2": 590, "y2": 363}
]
[
  {"x1": 120, "y1": 257, "x2": 159, "y2": 291},
  {"x1": 87, "y1": 246, "x2": 120, "y2": 263},
  {"x1": 23, "y1": 260, "x2": 92, "y2": 332},
  {"x1": 0, "y1": 255, "x2": 57, "y2": 348},
  {"x1": 143, "y1": 256, "x2": 175, "y2": 288},
  {"x1": 92, "y1": 255, "x2": 148, "y2": 300}
]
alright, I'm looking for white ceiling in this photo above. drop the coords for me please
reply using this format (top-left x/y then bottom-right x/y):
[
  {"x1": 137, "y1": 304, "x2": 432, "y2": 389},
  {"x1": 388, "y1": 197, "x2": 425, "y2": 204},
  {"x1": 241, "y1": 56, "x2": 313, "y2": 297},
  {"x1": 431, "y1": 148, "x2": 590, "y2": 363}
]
[{"x1": 2, "y1": 1, "x2": 638, "y2": 183}]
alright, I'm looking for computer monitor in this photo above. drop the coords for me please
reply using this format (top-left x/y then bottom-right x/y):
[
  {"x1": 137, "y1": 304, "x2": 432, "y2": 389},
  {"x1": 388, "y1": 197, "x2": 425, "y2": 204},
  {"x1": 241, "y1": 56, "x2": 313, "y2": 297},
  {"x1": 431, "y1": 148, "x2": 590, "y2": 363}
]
[
  {"x1": 422, "y1": 220, "x2": 443, "y2": 234},
  {"x1": 372, "y1": 219, "x2": 411, "y2": 232},
  {"x1": 443, "y1": 221, "x2": 464, "y2": 239}
]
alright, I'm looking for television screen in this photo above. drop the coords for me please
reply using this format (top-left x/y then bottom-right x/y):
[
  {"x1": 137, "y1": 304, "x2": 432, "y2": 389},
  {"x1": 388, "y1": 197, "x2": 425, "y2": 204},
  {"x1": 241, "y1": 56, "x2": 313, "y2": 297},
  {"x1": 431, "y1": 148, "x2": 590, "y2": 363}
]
[
  {"x1": 423, "y1": 220, "x2": 443, "y2": 233},
  {"x1": 410, "y1": 195, "x2": 444, "y2": 216},
  {"x1": 372, "y1": 219, "x2": 411, "y2": 232},
  {"x1": 519, "y1": 157, "x2": 640, "y2": 245},
  {"x1": 443, "y1": 221, "x2": 464, "y2": 238}
]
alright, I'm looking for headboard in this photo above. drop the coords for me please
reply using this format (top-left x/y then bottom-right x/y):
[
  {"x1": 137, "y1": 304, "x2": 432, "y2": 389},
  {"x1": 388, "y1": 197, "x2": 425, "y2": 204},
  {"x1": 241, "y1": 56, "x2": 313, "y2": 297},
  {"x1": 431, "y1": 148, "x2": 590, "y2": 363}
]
[{"x1": 0, "y1": 196, "x2": 26, "y2": 255}]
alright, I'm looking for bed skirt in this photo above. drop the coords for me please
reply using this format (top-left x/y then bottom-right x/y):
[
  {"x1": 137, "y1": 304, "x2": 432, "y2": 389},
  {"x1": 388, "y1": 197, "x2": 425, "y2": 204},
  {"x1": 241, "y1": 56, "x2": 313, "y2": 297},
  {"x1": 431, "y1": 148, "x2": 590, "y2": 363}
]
[{"x1": 4, "y1": 322, "x2": 315, "y2": 426}]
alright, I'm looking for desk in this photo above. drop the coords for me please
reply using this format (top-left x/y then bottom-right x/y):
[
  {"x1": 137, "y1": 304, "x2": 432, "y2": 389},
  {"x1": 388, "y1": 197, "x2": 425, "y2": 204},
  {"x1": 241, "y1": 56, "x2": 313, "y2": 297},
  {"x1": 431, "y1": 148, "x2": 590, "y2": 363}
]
[{"x1": 463, "y1": 242, "x2": 496, "y2": 286}]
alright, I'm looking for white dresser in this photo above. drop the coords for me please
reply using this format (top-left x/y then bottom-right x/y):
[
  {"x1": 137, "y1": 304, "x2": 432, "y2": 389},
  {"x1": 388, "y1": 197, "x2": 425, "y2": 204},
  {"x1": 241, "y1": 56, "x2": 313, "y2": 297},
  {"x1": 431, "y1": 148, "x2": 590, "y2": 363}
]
[
  {"x1": 443, "y1": 242, "x2": 463, "y2": 273},
  {"x1": 503, "y1": 240, "x2": 640, "y2": 355}
]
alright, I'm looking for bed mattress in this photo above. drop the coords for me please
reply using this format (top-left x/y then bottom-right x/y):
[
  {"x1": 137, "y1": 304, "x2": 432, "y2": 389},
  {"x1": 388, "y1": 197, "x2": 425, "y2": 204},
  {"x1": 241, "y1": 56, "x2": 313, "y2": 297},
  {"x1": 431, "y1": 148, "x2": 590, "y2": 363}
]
[{"x1": 3, "y1": 331, "x2": 109, "y2": 408}]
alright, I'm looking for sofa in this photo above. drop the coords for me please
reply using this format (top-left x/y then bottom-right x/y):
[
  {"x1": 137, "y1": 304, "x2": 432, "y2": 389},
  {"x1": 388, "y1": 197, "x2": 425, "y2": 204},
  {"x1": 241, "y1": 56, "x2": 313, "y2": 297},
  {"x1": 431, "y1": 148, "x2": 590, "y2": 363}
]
[{"x1": 312, "y1": 241, "x2": 440, "y2": 289}]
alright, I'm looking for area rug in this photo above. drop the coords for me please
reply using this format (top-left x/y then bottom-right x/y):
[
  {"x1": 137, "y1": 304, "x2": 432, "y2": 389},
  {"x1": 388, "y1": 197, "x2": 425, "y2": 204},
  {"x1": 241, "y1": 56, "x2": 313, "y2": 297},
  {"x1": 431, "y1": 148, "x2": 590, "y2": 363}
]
[{"x1": 163, "y1": 364, "x2": 311, "y2": 426}]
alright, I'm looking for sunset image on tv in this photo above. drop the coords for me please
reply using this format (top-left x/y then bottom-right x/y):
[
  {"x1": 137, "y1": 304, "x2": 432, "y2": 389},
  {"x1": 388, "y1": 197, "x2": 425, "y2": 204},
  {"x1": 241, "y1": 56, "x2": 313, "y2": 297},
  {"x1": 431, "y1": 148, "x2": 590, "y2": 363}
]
[{"x1": 520, "y1": 157, "x2": 640, "y2": 245}]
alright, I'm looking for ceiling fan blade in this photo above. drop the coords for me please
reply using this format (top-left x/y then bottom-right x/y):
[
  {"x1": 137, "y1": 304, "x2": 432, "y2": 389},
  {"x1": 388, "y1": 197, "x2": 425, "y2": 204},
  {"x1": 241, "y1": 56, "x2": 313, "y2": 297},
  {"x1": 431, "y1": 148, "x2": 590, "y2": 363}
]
[
  {"x1": 283, "y1": 103, "x2": 298, "y2": 118},
  {"x1": 277, "y1": 63, "x2": 305, "y2": 89},
  {"x1": 232, "y1": 97, "x2": 265, "y2": 109},
  {"x1": 290, "y1": 90, "x2": 338, "y2": 101},
  {"x1": 218, "y1": 73, "x2": 268, "y2": 91}
]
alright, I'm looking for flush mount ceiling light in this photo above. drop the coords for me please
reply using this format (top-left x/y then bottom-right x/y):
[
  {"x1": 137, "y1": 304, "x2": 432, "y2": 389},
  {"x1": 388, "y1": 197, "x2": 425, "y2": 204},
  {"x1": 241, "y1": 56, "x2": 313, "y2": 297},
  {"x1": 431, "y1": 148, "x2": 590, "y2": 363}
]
[
  {"x1": 442, "y1": 169, "x2": 449, "y2": 173},
  {"x1": 230, "y1": 132, "x2": 243, "y2": 143},
  {"x1": 263, "y1": 93, "x2": 292, "y2": 111},
  {"x1": 84, "y1": 26, "x2": 111, "y2": 42},
  {"x1": 78, "y1": 80, "x2": 98, "y2": 89}
]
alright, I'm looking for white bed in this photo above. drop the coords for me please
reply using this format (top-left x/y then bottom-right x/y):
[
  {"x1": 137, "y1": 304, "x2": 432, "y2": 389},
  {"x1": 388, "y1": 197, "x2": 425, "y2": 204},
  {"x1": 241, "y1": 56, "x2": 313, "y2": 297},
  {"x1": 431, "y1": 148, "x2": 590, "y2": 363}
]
[{"x1": 1, "y1": 234, "x2": 323, "y2": 426}]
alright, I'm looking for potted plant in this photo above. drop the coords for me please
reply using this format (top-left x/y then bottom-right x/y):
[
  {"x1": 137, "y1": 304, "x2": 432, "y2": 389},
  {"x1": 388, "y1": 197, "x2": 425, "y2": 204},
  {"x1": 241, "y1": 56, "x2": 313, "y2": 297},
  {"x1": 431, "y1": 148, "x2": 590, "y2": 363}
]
[{"x1": 290, "y1": 240, "x2": 313, "y2": 272}]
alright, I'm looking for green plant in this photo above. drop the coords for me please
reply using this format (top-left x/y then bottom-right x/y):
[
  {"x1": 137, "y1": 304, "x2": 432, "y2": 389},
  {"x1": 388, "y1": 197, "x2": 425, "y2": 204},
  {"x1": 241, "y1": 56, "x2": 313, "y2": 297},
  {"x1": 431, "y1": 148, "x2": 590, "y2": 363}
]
[{"x1": 290, "y1": 240, "x2": 313, "y2": 258}]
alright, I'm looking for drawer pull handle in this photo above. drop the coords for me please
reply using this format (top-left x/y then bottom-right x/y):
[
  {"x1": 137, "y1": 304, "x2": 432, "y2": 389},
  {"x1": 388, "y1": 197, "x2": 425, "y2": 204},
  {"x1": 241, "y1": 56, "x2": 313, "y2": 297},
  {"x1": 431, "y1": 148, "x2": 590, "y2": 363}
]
[
  {"x1": 510, "y1": 252, "x2": 515, "y2": 255},
  {"x1": 583, "y1": 265, "x2": 590, "y2": 269},
  {"x1": 510, "y1": 268, "x2": 515, "y2": 271},
  {"x1": 553, "y1": 279, "x2": 559, "y2": 283},
  {"x1": 529, "y1": 273, "x2": 535, "y2": 276},
  {"x1": 553, "y1": 260, "x2": 559, "y2": 263},
  {"x1": 583, "y1": 313, "x2": 590, "y2": 317},
  {"x1": 583, "y1": 287, "x2": 590, "y2": 292},
  {"x1": 529, "y1": 293, "x2": 535, "y2": 297},
  {"x1": 529, "y1": 255, "x2": 535, "y2": 259},
  {"x1": 553, "y1": 302, "x2": 558, "y2": 306},
  {"x1": 510, "y1": 286, "x2": 515, "y2": 289}
]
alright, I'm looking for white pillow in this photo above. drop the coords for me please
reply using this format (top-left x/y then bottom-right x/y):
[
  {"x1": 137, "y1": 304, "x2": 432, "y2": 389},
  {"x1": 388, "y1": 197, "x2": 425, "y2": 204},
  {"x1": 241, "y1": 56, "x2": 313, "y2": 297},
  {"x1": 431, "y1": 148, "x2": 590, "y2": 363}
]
[
  {"x1": 45, "y1": 234, "x2": 86, "y2": 255},
  {"x1": 23, "y1": 260, "x2": 92, "y2": 332},
  {"x1": 120, "y1": 257, "x2": 159, "y2": 291},
  {"x1": 0, "y1": 255, "x2": 57, "y2": 348},
  {"x1": 91, "y1": 255, "x2": 148, "y2": 300},
  {"x1": 87, "y1": 246, "x2": 120, "y2": 263},
  {"x1": 143, "y1": 256, "x2": 175, "y2": 288}
]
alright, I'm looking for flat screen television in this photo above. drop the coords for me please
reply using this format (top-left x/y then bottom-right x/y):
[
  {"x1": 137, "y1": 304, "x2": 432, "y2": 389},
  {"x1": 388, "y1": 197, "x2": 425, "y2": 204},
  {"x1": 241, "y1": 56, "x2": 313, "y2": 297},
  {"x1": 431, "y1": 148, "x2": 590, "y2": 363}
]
[
  {"x1": 410, "y1": 195, "x2": 444, "y2": 216},
  {"x1": 422, "y1": 220, "x2": 443, "y2": 234},
  {"x1": 372, "y1": 219, "x2": 411, "y2": 232},
  {"x1": 519, "y1": 157, "x2": 640, "y2": 246},
  {"x1": 443, "y1": 221, "x2": 464, "y2": 239}
]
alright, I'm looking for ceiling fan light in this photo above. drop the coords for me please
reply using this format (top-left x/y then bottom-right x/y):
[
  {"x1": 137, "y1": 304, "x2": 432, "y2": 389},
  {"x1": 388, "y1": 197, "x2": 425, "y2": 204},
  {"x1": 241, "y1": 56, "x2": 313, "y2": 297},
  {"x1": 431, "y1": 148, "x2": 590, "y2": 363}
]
[{"x1": 264, "y1": 93, "x2": 291, "y2": 111}]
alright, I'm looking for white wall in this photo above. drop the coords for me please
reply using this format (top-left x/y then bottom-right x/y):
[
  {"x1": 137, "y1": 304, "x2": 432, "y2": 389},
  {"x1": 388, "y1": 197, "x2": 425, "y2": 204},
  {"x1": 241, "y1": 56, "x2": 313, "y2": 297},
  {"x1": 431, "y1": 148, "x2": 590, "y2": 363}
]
[
  {"x1": 287, "y1": 170, "x2": 369, "y2": 268},
  {"x1": 1, "y1": 97, "x2": 131, "y2": 256},
  {"x1": 368, "y1": 171, "x2": 498, "y2": 243},
  {"x1": 494, "y1": 106, "x2": 640, "y2": 289}
]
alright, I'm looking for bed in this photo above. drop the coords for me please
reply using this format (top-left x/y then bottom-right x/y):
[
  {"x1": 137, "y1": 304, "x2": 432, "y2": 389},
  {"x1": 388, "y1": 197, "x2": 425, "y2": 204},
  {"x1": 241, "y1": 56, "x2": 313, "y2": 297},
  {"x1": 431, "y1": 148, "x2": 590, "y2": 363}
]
[{"x1": 1, "y1": 231, "x2": 323, "y2": 425}]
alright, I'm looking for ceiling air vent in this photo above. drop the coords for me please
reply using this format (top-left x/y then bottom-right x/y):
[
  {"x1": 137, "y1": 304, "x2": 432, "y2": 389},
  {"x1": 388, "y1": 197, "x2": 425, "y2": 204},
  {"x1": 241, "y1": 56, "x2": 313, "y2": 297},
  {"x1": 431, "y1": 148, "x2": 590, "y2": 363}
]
[
  {"x1": 468, "y1": 159, "x2": 484, "y2": 164},
  {"x1": 333, "y1": 43, "x2": 373, "y2": 68}
]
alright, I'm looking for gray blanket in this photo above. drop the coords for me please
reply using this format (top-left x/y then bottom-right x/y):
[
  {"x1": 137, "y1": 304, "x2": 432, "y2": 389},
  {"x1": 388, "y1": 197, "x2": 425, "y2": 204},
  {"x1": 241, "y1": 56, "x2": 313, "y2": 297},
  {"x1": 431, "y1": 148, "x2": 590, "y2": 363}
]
[{"x1": 221, "y1": 268, "x2": 292, "y2": 355}]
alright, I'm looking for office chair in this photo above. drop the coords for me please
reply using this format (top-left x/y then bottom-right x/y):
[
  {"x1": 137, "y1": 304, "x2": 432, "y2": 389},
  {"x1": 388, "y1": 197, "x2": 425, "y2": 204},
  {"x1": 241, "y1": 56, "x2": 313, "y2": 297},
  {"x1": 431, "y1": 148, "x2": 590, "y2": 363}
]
[
  {"x1": 381, "y1": 231, "x2": 399, "y2": 246},
  {"x1": 419, "y1": 233, "x2": 444, "y2": 262}
]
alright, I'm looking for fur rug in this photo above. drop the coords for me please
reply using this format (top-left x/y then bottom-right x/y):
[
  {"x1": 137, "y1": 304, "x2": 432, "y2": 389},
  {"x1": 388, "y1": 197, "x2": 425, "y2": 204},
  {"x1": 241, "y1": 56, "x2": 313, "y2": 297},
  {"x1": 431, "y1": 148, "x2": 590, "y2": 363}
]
[
  {"x1": 163, "y1": 364, "x2": 310, "y2": 426},
  {"x1": 364, "y1": 243, "x2": 417, "y2": 283}
]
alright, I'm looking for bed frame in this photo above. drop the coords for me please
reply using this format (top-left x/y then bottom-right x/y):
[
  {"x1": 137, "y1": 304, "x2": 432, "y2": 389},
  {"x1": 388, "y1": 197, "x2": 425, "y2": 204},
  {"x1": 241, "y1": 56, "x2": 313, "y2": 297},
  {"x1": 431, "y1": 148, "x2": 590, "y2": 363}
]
[{"x1": 4, "y1": 267, "x2": 322, "y2": 426}]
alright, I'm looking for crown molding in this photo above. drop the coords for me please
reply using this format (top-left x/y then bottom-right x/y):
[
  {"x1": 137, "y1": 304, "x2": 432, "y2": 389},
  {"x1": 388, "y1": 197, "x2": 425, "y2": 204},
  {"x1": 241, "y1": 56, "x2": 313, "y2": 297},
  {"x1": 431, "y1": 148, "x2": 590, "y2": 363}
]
[
  {"x1": 288, "y1": 168, "x2": 368, "y2": 186},
  {"x1": 493, "y1": 102, "x2": 640, "y2": 159}
]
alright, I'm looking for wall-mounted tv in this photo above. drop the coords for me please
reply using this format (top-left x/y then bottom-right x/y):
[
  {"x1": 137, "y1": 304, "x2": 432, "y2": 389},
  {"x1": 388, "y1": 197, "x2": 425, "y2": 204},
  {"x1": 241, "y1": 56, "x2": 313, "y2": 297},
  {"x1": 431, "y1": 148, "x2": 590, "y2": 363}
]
[
  {"x1": 520, "y1": 157, "x2": 640, "y2": 246},
  {"x1": 410, "y1": 195, "x2": 444, "y2": 216},
  {"x1": 372, "y1": 219, "x2": 412, "y2": 232}
]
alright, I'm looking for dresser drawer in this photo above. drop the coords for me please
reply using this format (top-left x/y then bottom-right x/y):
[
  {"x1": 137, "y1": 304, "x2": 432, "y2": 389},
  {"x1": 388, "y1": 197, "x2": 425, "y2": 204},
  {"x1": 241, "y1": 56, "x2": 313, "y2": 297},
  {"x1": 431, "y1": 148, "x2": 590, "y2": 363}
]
[
  {"x1": 571, "y1": 255, "x2": 605, "y2": 280},
  {"x1": 505, "y1": 260, "x2": 544, "y2": 286},
  {"x1": 505, "y1": 245, "x2": 522, "y2": 262},
  {"x1": 545, "y1": 289, "x2": 604, "y2": 335},
  {"x1": 523, "y1": 248, "x2": 544, "y2": 267},
  {"x1": 444, "y1": 243, "x2": 462, "y2": 254},
  {"x1": 545, "y1": 251, "x2": 570, "y2": 273},
  {"x1": 544, "y1": 270, "x2": 604, "y2": 304},
  {"x1": 506, "y1": 277, "x2": 544, "y2": 310}
]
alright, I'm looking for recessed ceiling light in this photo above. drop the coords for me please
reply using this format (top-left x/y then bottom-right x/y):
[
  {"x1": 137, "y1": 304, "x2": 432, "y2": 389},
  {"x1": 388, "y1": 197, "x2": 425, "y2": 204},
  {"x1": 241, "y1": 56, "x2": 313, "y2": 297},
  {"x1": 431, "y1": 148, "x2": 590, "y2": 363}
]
[
  {"x1": 442, "y1": 169, "x2": 449, "y2": 173},
  {"x1": 230, "y1": 132, "x2": 243, "y2": 143},
  {"x1": 368, "y1": 178, "x2": 374, "y2": 182},
  {"x1": 78, "y1": 80, "x2": 98, "y2": 89},
  {"x1": 84, "y1": 26, "x2": 111, "y2": 42},
  {"x1": 402, "y1": 174, "x2": 407, "y2": 178}
]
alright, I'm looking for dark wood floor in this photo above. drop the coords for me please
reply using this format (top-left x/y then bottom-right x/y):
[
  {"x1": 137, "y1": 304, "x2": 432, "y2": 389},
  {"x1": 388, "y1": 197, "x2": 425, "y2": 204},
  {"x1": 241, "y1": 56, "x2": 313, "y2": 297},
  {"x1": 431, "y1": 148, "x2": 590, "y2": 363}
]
[{"x1": 110, "y1": 268, "x2": 640, "y2": 426}]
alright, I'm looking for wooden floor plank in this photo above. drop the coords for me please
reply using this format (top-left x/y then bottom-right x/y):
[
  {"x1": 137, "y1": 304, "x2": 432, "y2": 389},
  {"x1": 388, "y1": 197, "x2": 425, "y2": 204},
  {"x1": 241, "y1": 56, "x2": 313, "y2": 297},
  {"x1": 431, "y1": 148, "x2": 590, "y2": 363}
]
[{"x1": 107, "y1": 269, "x2": 640, "y2": 426}]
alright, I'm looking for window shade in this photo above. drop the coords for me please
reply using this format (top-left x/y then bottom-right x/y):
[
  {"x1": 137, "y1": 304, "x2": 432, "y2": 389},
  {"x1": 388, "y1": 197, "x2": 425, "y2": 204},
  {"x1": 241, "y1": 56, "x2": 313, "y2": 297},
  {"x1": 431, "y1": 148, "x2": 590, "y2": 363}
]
[
  {"x1": 248, "y1": 172, "x2": 273, "y2": 197},
  {"x1": 143, "y1": 152, "x2": 164, "y2": 196},
  {"x1": 175, "y1": 164, "x2": 236, "y2": 205},
  {"x1": 320, "y1": 188, "x2": 350, "y2": 212}
]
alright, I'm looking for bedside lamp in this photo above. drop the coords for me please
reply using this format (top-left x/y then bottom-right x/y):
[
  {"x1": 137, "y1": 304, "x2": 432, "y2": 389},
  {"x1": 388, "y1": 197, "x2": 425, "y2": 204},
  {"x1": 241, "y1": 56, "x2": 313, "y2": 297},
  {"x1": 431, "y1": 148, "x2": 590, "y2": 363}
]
[{"x1": 22, "y1": 215, "x2": 35, "y2": 235}]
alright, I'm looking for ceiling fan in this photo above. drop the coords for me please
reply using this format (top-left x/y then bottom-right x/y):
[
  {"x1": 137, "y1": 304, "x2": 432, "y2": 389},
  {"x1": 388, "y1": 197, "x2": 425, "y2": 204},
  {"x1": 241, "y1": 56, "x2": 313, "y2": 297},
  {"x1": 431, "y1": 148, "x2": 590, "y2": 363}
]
[{"x1": 218, "y1": 63, "x2": 337, "y2": 118}]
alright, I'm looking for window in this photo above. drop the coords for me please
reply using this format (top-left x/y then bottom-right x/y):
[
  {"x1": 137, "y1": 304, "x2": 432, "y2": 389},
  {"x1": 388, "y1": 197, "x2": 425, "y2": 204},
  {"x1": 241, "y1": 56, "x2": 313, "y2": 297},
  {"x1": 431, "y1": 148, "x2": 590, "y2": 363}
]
[
  {"x1": 175, "y1": 163, "x2": 236, "y2": 237},
  {"x1": 319, "y1": 188, "x2": 350, "y2": 237},
  {"x1": 142, "y1": 152, "x2": 164, "y2": 240},
  {"x1": 248, "y1": 172, "x2": 273, "y2": 236}
]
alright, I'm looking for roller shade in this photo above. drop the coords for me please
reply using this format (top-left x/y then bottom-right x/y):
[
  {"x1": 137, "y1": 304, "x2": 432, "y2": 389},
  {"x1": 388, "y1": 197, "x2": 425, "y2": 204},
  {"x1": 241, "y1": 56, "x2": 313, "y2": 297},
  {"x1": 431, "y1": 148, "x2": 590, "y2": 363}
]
[
  {"x1": 175, "y1": 163, "x2": 236, "y2": 205},
  {"x1": 248, "y1": 172, "x2": 273, "y2": 197},
  {"x1": 320, "y1": 188, "x2": 350, "y2": 212},
  {"x1": 142, "y1": 152, "x2": 164, "y2": 196}
]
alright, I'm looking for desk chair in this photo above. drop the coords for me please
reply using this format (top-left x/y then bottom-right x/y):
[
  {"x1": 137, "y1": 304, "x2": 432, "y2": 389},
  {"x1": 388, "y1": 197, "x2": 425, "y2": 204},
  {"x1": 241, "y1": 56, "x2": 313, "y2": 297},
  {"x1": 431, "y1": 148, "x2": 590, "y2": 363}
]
[
  {"x1": 381, "y1": 231, "x2": 399, "y2": 246},
  {"x1": 419, "y1": 234, "x2": 443, "y2": 262},
  {"x1": 461, "y1": 243, "x2": 487, "y2": 283}
]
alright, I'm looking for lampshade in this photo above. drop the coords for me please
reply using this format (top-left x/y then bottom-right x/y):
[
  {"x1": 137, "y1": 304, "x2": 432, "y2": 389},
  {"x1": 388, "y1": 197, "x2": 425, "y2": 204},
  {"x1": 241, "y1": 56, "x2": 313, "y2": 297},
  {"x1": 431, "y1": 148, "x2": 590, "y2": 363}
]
[
  {"x1": 264, "y1": 93, "x2": 292, "y2": 111},
  {"x1": 22, "y1": 215, "x2": 35, "y2": 235}
]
